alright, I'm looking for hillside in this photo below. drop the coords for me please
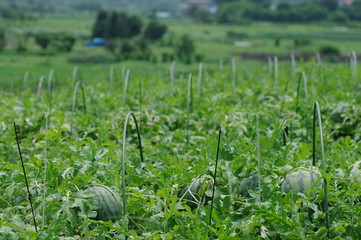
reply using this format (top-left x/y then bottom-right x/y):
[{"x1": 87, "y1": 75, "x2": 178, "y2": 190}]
[{"x1": 0, "y1": 0, "x2": 184, "y2": 14}]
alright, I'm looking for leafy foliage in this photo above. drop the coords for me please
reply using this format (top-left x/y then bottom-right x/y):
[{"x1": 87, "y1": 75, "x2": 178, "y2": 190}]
[
  {"x1": 176, "y1": 34, "x2": 196, "y2": 64},
  {"x1": 143, "y1": 21, "x2": 167, "y2": 41},
  {"x1": 34, "y1": 32, "x2": 76, "y2": 52},
  {"x1": 92, "y1": 11, "x2": 143, "y2": 39},
  {"x1": 0, "y1": 58, "x2": 360, "y2": 239}
]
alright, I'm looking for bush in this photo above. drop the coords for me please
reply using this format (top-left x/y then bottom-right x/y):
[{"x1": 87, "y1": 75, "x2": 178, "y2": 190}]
[
  {"x1": 35, "y1": 32, "x2": 76, "y2": 52},
  {"x1": 176, "y1": 34, "x2": 195, "y2": 64},
  {"x1": 226, "y1": 31, "x2": 248, "y2": 40},
  {"x1": 16, "y1": 36, "x2": 27, "y2": 53},
  {"x1": 52, "y1": 33, "x2": 76, "y2": 52},
  {"x1": 105, "y1": 38, "x2": 153, "y2": 61},
  {"x1": 294, "y1": 38, "x2": 311, "y2": 47},
  {"x1": 144, "y1": 21, "x2": 167, "y2": 41},
  {"x1": 329, "y1": 10, "x2": 349, "y2": 24},
  {"x1": 35, "y1": 32, "x2": 51, "y2": 50},
  {"x1": 319, "y1": 45, "x2": 340, "y2": 56},
  {"x1": 161, "y1": 52, "x2": 175, "y2": 62}
]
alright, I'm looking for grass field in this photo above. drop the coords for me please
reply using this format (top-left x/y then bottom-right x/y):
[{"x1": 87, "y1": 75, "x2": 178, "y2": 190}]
[{"x1": 1, "y1": 14, "x2": 361, "y2": 90}]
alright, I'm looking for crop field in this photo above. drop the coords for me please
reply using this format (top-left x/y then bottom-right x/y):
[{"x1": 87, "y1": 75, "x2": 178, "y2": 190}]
[{"x1": 0, "y1": 55, "x2": 360, "y2": 239}]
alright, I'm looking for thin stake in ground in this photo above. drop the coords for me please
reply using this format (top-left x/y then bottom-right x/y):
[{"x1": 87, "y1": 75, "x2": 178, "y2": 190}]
[
  {"x1": 312, "y1": 102, "x2": 329, "y2": 238},
  {"x1": 121, "y1": 112, "x2": 144, "y2": 216},
  {"x1": 209, "y1": 129, "x2": 222, "y2": 227},
  {"x1": 14, "y1": 122, "x2": 38, "y2": 232}
]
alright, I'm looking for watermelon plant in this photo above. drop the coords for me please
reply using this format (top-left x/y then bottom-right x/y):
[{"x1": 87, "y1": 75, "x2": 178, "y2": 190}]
[
  {"x1": 350, "y1": 160, "x2": 361, "y2": 182},
  {"x1": 1, "y1": 58, "x2": 360, "y2": 239}
]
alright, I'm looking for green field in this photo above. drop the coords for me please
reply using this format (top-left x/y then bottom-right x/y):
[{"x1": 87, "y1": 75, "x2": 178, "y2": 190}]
[
  {"x1": 1, "y1": 14, "x2": 361, "y2": 90},
  {"x1": 0, "y1": 13, "x2": 361, "y2": 239}
]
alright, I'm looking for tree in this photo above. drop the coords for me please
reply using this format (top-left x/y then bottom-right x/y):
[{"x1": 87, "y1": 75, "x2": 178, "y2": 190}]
[
  {"x1": 0, "y1": 29, "x2": 5, "y2": 51},
  {"x1": 216, "y1": 2, "x2": 246, "y2": 24},
  {"x1": 107, "y1": 11, "x2": 131, "y2": 38},
  {"x1": 291, "y1": 3, "x2": 328, "y2": 22},
  {"x1": 319, "y1": 0, "x2": 338, "y2": 11},
  {"x1": 214, "y1": 0, "x2": 238, "y2": 4},
  {"x1": 92, "y1": 10, "x2": 109, "y2": 38},
  {"x1": 342, "y1": 0, "x2": 361, "y2": 21},
  {"x1": 144, "y1": 21, "x2": 167, "y2": 41},
  {"x1": 176, "y1": 34, "x2": 195, "y2": 64},
  {"x1": 35, "y1": 32, "x2": 76, "y2": 52},
  {"x1": 127, "y1": 15, "x2": 143, "y2": 38},
  {"x1": 73, "y1": 2, "x2": 102, "y2": 12},
  {"x1": 329, "y1": 10, "x2": 349, "y2": 23},
  {"x1": 35, "y1": 32, "x2": 51, "y2": 49}
]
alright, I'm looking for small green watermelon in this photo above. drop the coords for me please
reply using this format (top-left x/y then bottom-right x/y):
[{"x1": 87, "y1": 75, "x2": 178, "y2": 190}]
[
  {"x1": 84, "y1": 185, "x2": 123, "y2": 221},
  {"x1": 281, "y1": 169, "x2": 322, "y2": 195},
  {"x1": 239, "y1": 176, "x2": 259, "y2": 198},
  {"x1": 179, "y1": 178, "x2": 210, "y2": 209},
  {"x1": 350, "y1": 161, "x2": 361, "y2": 182}
]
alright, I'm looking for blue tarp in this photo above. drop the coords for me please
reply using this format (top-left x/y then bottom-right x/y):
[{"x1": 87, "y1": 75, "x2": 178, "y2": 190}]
[{"x1": 85, "y1": 38, "x2": 106, "y2": 47}]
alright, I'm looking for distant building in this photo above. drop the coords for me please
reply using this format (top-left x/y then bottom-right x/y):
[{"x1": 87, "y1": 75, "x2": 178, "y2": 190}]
[
  {"x1": 339, "y1": 0, "x2": 353, "y2": 5},
  {"x1": 155, "y1": 11, "x2": 173, "y2": 18},
  {"x1": 181, "y1": 0, "x2": 216, "y2": 13}
]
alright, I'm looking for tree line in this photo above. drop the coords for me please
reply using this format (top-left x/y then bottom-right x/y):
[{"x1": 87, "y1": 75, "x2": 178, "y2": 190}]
[{"x1": 189, "y1": 0, "x2": 361, "y2": 24}]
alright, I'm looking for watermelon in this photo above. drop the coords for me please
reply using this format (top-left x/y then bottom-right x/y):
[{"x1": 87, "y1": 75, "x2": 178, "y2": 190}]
[
  {"x1": 15, "y1": 186, "x2": 40, "y2": 204},
  {"x1": 239, "y1": 176, "x2": 259, "y2": 198},
  {"x1": 350, "y1": 161, "x2": 361, "y2": 182},
  {"x1": 84, "y1": 185, "x2": 123, "y2": 221},
  {"x1": 281, "y1": 169, "x2": 322, "y2": 196},
  {"x1": 179, "y1": 178, "x2": 210, "y2": 210}
]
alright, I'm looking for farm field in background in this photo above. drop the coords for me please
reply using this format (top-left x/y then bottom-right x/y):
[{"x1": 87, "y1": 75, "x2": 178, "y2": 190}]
[
  {"x1": 0, "y1": 13, "x2": 361, "y2": 239},
  {"x1": 2, "y1": 13, "x2": 361, "y2": 89}
]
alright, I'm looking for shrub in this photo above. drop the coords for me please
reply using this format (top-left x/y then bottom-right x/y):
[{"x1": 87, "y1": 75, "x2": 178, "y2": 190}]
[
  {"x1": 144, "y1": 21, "x2": 167, "y2": 41},
  {"x1": 52, "y1": 33, "x2": 76, "y2": 52},
  {"x1": 35, "y1": 32, "x2": 51, "y2": 50},
  {"x1": 104, "y1": 38, "x2": 153, "y2": 61},
  {"x1": 35, "y1": 32, "x2": 76, "y2": 52},
  {"x1": 319, "y1": 45, "x2": 340, "y2": 56},
  {"x1": 16, "y1": 37, "x2": 27, "y2": 53},
  {"x1": 329, "y1": 10, "x2": 349, "y2": 24},
  {"x1": 175, "y1": 34, "x2": 195, "y2": 64},
  {"x1": 294, "y1": 38, "x2": 311, "y2": 47},
  {"x1": 226, "y1": 31, "x2": 248, "y2": 40}
]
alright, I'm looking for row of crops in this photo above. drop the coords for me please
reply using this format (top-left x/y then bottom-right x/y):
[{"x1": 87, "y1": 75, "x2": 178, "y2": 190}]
[{"x1": 0, "y1": 58, "x2": 360, "y2": 239}]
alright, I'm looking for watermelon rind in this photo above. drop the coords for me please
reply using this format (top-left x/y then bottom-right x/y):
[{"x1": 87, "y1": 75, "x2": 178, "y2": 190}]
[
  {"x1": 239, "y1": 175, "x2": 259, "y2": 198},
  {"x1": 179, "y1": 177, "x2": 211, "y2": 209},
  {"x1": 281, "y1": 168, "x2": 323, "y2": 196},
  {"x1": 84, "y1": 185, "x2": 123, "y2": 221}
]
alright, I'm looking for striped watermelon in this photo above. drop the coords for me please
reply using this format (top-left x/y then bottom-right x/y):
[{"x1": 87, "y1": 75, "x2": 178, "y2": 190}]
[
  {"x1": 84, "y1": 185, "x2": 123, "y2": 221},
  {"x1": 350, "y1": 161, "x2": 361, "y2": 182},
  {"x1": 179, "y1": 178, "x2": 210, "y2": 210},
  {"x1": 239, "y1": 176, "x2": 259, "y2": 198},
  {"x1": 281, "y1": 169, "x2": 322, "y2": 195}
]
